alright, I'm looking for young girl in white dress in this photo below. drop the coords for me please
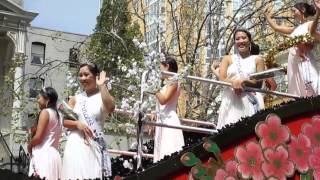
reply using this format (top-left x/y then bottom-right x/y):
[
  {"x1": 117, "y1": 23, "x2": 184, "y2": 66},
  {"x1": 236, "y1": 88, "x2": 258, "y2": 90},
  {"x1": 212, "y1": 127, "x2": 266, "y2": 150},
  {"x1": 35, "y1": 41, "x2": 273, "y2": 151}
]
[
  {"x1": 28, "y1": 87, "x2": 62, "y2": 180},
  {"x1": 265, "y1": 2, "x2": 320, "y2": 97},
  {"x1": 61, "y1": 62, "x2": 115, "y2": 179},
  {"x1": 217, "y1": 29, "x2": 265, "y2": 129},
  {"x1": 153, "y1": 57, "x2": 185, "y2": 162}
]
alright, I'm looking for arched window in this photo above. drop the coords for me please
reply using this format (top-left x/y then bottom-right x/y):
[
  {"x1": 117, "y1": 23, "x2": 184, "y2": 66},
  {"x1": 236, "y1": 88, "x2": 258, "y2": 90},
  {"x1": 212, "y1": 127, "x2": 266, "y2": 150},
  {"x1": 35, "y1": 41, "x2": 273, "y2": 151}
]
[{"x1": 31, "y1": 42, "x2": 45, "y2": 65}]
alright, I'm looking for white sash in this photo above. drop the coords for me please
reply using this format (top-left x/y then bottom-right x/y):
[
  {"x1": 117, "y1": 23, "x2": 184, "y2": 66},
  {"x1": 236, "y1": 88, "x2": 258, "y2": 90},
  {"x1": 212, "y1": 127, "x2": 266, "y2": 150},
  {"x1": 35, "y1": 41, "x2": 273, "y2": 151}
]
[{"x1": 79, "y1": 94, "x2": 112, "y2": 177}]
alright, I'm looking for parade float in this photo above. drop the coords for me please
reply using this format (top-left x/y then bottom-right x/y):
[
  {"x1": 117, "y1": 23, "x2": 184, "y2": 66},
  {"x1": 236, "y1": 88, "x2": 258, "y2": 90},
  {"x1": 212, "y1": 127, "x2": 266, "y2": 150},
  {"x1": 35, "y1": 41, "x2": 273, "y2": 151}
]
[
  {"x1": 1, "y1": 34, "x2": 320, "y2": 180},
  {"x1": 111, "y1": 34, "x2": 320, "y2": 180}
]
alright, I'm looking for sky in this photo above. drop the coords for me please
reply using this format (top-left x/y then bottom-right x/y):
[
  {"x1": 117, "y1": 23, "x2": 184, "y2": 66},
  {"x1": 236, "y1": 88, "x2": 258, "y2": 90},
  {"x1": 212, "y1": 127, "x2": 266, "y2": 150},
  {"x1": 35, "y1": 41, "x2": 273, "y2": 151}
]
[{"x1": 24, "y1": 0, "x2": 101, "y2": 35}]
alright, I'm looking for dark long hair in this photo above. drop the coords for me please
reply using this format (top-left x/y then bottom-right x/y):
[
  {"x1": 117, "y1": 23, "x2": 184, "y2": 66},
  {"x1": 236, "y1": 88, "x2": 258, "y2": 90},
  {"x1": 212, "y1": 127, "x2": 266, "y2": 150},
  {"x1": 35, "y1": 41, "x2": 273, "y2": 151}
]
[
  {"x1": 294, "y1": 2, "x2": 316, "y2": 18},
  {"x1": 39, "y1": 87, "x2": 60, "y2": 121},
  {"x1": 79, "y1": 62, "x2": 100, "y2": 76},
  {"x1": 161, "y1": 57, "x2": 178, "y2": 73},
  {"x1": 233, "y1": 29, "x2": 260, "y2": 55}
]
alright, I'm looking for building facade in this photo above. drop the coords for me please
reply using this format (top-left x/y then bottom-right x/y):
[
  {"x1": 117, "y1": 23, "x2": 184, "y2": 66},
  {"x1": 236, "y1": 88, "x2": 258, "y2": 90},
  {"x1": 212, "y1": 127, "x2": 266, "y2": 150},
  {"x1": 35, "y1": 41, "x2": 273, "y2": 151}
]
[{"x1": 0, "y1": 0, "x2": 90, "y2": 171}]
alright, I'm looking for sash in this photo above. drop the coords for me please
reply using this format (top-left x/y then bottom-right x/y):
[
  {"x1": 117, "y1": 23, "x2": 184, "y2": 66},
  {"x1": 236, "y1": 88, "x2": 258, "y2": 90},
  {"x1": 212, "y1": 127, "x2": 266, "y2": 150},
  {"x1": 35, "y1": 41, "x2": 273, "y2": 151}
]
[
  {"x1": 234, "y1": 54, "x2": 259, "y2": 112},
  {"x1": 299, "y1": 54, "x2": 316, "y2": 95},
  {"x1": 79, "y1": 94, "x2": 112, "y2": 177}
]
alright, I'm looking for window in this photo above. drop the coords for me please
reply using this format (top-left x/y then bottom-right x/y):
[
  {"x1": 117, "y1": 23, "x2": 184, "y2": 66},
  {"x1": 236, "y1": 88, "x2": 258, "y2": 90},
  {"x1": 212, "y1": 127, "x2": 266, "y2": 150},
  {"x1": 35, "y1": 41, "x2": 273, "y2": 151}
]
[
  {"x1": 31, "y1": 42, "x2": 45, "y2": 65},
  {"x1": 69, "y1": 48, "x2": 79, "y2": 68},
  {"x1": 29, "y1": 78, "x2": 44, "y2": 98}
]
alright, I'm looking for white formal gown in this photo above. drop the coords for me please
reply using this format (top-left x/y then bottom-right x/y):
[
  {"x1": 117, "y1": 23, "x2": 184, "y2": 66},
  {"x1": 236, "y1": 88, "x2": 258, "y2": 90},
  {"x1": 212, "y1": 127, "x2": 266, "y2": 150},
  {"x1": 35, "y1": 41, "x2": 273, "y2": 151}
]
[
  {"x1": 217, "y1": 54, "x2": 264, "y2": 129},
  {"x1": 288, "y1": 21, "x2": 320, "y2": 97},
  {"x1": 61, "y1": 92, "x2": 111, "y2": 179},
  {"x1": 153, "y1": 84, "x2": 185, "y2": 162},
  {"x1": 28, "y1": 108, "x2": 62, "y2": 180}
]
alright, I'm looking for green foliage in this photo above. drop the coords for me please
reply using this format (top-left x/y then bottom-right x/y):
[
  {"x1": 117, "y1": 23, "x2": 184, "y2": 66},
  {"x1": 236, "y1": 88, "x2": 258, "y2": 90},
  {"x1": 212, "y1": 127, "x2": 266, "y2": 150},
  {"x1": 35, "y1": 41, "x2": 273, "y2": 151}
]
[
  {"x1": 87, "y1": 0, "x2": 143, "y2": 99},
  {"x1": 86, "y1": 0, "x2": 144, "y2": 134}
]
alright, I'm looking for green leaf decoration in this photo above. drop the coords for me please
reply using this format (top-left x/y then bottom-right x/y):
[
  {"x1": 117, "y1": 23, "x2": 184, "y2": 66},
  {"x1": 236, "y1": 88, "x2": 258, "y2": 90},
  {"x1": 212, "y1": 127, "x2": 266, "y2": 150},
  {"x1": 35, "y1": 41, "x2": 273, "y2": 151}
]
[
  {"x1": 301, "y1": 170, "x2": 313, "y2": 180},
  {"x1": 180, "y1": 152, "x2": 200, "y2": 167},
  {"x1": 191, "y1": 164, "x2": 207, "y2": 179},
  {"x1": 203, "y1": 139, "x2": 220, "y2": 154}
]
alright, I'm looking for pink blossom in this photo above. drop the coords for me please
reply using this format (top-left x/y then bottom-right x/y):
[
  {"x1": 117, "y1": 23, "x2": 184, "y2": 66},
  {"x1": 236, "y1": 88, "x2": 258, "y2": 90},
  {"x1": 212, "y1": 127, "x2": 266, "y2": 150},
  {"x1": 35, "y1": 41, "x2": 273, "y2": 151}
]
[
  {"x1": 262, "y1": 145, "x2": 295, "y2": 180},
  {"x1": 255, "y1": 114, "x2": 290, "y2": 149},
  {"x1": 235, "y1": 141, "x2": 264, "y2": 180},
  {"x1": 215, "y1": 169, "x2": 228, "y2": 180},
  {"x1": 288, "y1": 134, "x2": 311, "y2": 173},
  {"x1": 309, "y1": 146, "x2": 320, "y2": 180},
  {"x1": 214, "y1": 160, "x2": 238, "y2": 180},
  {"x1": 302, "y1": 116, "x2": 320, "y2": 147}
]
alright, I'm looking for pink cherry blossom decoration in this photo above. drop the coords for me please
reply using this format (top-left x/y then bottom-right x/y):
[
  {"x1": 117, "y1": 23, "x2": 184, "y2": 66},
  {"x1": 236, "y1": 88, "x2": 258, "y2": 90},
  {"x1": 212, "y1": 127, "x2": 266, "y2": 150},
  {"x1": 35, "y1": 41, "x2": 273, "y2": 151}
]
[
  {"x1": 255, "y1": 114, "x2": 290, "y2": 149},
  {"x1": 262, "y1": 145, "x2": 294, "y2": 180},
  {"x1": 309, "y1": 146, "x2": 320, "y2": 180},
  {"x1": 302, "y1": 115, "x2": 320, "y2": 147},
  {"x1": 288, "y1": 134, "x2": 311, "y2": 173},
  {"x1": 235, "y1": 141, "x2": 264, "y2": 180}
]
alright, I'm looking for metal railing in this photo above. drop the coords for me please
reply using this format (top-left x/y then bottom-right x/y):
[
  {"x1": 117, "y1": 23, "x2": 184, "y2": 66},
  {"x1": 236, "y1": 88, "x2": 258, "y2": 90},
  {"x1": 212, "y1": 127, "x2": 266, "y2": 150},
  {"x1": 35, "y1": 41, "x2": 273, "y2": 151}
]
[{"x1": 0, "y1": 131, "x2": 29, "y2": 173}]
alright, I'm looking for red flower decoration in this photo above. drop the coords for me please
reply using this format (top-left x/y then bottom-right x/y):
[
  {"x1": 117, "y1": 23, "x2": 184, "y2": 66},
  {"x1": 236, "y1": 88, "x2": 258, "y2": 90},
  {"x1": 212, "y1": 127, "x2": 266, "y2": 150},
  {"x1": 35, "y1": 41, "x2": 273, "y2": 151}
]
[
  {"x1": 262, "y1": 145, "x2": 295, "y2": 180},
  {"x1": 235, "y1": 141, "x2": 264, "y2": 180},
  {"x1": 302, "y1": 115, "x2": 320, "y2": 147},
  {"x1": 255, "y1": 114, "x2": 290, "y2": 149},
  {"x1": 288, "y1": 134, "x2": 311, "y2": 173},
  {"x1": 214, "y1": 160, "x2": 238, "y2": 180},
  {"x1": 309, "y1": 146, "x2": 320, "y2": 180}
]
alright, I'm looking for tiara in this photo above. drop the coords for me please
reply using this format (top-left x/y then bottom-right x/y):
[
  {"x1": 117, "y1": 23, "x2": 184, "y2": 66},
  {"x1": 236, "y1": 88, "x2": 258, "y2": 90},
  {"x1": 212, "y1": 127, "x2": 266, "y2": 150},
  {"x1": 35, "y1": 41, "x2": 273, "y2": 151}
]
[{"x1": 84, "y1": 59, "x2": 95, "y2": 66}]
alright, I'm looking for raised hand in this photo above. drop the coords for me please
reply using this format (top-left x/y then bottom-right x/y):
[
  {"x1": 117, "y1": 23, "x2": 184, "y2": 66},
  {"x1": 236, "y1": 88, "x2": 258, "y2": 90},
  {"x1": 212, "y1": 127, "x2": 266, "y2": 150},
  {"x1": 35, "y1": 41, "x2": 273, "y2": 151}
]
[{"x1": 96, "y1": 71, "x2": 108, "y2": 87}]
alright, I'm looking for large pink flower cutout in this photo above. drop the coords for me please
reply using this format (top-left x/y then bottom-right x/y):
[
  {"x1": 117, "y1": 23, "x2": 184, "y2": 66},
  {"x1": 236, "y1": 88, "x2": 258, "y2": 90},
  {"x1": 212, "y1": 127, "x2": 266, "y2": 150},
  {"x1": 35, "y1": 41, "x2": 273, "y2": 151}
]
[
  {"x1": 309, "y1": 146, "x2": 320, "y2": 180},
  {"x1": 235, "y1": 141, "x2": 264, "y2": 180},
  {"x1": 255, "y1": 114, "x2": 290, "y2": 149},
  {"x1": 302, "y1": 115, "x2": 320, "y2": 147},
  {"x1": 288, "y1": 134, "x2": 311, "y2": 173},
  {"x1": 262, "y1": 145, "x2": 295, "y2": 180},
  {"x1": 214, "y1": 160, "x2": 238, "y2": 180}
]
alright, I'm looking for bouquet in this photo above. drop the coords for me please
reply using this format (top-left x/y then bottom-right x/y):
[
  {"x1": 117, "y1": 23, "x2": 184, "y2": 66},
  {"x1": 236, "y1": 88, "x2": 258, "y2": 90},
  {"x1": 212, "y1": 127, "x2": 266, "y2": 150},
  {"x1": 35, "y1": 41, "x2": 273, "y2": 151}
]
[{"x1": 57, "y1": 99, "x2": 78, "y2": 120}]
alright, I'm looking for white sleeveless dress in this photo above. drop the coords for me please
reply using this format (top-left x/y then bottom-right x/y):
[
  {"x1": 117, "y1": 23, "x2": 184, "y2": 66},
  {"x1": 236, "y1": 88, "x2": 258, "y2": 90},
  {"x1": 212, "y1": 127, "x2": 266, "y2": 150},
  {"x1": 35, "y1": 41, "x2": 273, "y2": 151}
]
[
  {"x1": 61, "y1": 92, "x2": 111, "y2": 179},
  {"x1": 153, "y1": 84, "x2": 185, "y2": 163},
  {"x1": 288, "y1": 21, "x2": 320, "y2": 97},
  {"x1": 28, "y1": 108, "x2": 62, "y2": 180},
  {"x1": 217, "y1": 54, "x2": 264, "y2": 129}
]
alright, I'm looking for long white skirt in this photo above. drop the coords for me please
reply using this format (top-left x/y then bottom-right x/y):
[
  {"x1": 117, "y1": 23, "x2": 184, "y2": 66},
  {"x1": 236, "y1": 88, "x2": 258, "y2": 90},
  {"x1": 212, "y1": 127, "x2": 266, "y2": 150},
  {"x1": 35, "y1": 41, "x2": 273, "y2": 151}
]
[
  {"x1": 287, "y1": 51, "x2": 320, "y2": 97},
  {"x1": 217, "y1": 88, "x2": 264, "y2": 129},
  {"x1": 61, "y1": 131, "x2": 104, "y2": 180},
  {"x1": 153, "y1": 110, "x2": 185, "y2": 163},
  {"x1": 28, "y1": 146, "x2": 61, "y2": 180}
]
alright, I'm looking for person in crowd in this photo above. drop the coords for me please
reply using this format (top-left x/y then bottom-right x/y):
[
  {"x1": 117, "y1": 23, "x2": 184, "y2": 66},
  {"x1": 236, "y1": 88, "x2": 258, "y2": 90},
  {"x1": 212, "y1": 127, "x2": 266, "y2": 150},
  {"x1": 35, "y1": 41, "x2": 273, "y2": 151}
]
[
  {"x1": 61, "y1": 62, "x2": 115, "y2": 179},
  {"x1": 217, "y1": 29, "x2": 265, "y2": 129},
  {"x1": 153, "y1": 57, "x2": 185, "y2": 162},
  {"x1": 28, "y1": 87, "x2": 62, "y2": 180},
  {"x1": 265, "y1": 2, "x2": 319, "y2": 96}
]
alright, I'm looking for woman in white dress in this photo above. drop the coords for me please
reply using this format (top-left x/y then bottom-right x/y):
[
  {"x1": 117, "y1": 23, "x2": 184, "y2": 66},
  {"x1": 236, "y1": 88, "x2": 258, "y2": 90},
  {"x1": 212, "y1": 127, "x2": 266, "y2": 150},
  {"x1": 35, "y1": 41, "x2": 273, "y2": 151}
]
[
  {"x1": 61, "y1": 62, "x2": 115, "y2": 179},
  {"x1": 153, "y1": 57, "x2": 185, "y2": 162},
  {"x1": 28, "y1": 87, "x2": 62, "y2": 180},
  {"x1": 265, "y1": 2, "x2": 319, "y2": 97},
  {"x1": 217, "y1": 29, "x2": 265, "y2": 129}
]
